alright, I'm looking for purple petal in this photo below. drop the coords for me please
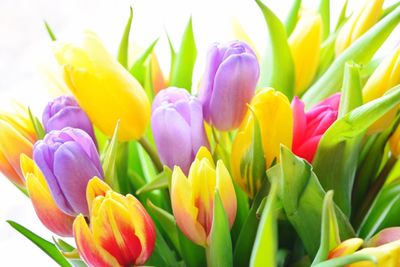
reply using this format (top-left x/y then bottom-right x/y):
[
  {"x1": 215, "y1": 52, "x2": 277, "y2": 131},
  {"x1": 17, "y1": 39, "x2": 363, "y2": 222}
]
[{"x1": 189, "y1": 98, "x2": 209, "y2": 158}]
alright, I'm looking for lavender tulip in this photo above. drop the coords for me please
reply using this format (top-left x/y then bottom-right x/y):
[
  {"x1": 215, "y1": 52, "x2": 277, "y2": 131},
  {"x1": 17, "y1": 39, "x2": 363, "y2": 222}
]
[
  {"x1": 198, "y1": 41, "x2": 260, "y2": 131},
  {"x1": 33, "y1": 127, "x2": 103, "y2": 216},
  {"x1": 42, "y1": 95, "x2": 96, "y2": 141},
  {"x1": 152, "y1": 87, "x2": 209, "y2": 174}
]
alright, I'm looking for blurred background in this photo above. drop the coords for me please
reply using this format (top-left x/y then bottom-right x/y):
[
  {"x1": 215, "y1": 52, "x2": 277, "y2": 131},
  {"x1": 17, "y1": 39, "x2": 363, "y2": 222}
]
[{"x1": 0, "y1": 0, "x2": 398, "y2": 265}]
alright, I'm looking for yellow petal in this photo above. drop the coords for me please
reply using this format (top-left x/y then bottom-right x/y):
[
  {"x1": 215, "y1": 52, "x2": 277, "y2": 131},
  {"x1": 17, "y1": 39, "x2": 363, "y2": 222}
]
[
  {"x1": 86, "y1": 177, "x2": 112, "y2": 215},
  {"x1": 329, "y1": 238, "x2": 364, "y2": 259}
]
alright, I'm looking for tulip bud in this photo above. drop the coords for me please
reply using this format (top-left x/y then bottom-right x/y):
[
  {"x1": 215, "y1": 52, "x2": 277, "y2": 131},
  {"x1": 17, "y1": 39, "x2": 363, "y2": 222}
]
[
  {"x1": 350, "y1": 240, "x2": 400, "y2": 267},
  {"x1": 289, "y1": 9, "x2": 322, "y2": 95},
  {"x1": 151, "y1": 87, "x2": 209, "y2": 174},
  {"x1": 54, "y1": 31, "x2": 151, "y2": 141},
  {"x1": 198, "y1": 41, "x2": 260, "y2": 131},
  {"x1": 33, "y1": 127, "x2": 103, "y2": 216},
  {"x1": 389, "y1": 125, "x2": 400, "y2": 158},
  {"x1": 363, "y1": 46, "x2": 400, "y2": 133},
  {"x1": 0, "y1": 104, "x2": 37, "y2": 188},
  {"x1": 335, "y1": 0, "x2": 384, "y2": 56},
  {"x1": 151, "y1": 53, "x2": 167, "y2": 94},
  {"x1": 292, "y1": 93, "x2": 340, "y2": 163},
  {"x1": 328, "y1": 238, "x2": 364, "y2": 259},
  {"x1": 367, "y1": 227, "x2": 400, "y2": 247},
  {"x1": 74, "y1": 177, "x2": 156, "y2": 267},
  {"x1": 232, "y1": 88, "x2": 293, "y2": 197},
  {"x1": 171, "y1": 147, "x2": 237, "y2": 246},
  {"x1": 42, "y1": 95, "x2": 95, "y2": 141},
  {"x1": 20, "y1": 154, "x2": 74, "y2": 237}
]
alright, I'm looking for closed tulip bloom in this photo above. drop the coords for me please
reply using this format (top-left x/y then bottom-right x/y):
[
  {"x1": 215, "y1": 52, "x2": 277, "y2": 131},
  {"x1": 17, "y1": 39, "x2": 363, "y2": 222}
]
[
  {"x1": 363, "y1": 46, "x2": 400, "y2": 133},
  {"x1": 390, "y1": 125, "x2": 400, "y2": 158},
  {"x1": 20, "y1": 154, "x2": 74, "y2": 237},
  {"x1": 335, "y1": 0, "x2": 384, "y2": 56},
  {"x1": 348, "y1": 241, "x2": 400, "y2": 267},
  {"x1": 33, "y1": 127, "x2": 103, "y2": 216},
  {"x1": 232, "y1": 88, "x2": 293, "y2": 197},
  {"x1": 328, "y1": 238, "x2": 364, "y2": 259},
  {"x1": 171, "y1": 147, "x2": 236, "y2": 246},
  {"x1": 54, "y1": 31, "x2": 150, "y2": 141},
  {"x1": 0, "y1": 104, "x2": 37, "y2": 188},
  {"x1": 292, "y1": 93, "x2": 340, "y2": 163},
  {"x1": 74, "y1": 177, "x2": 156, "y2": 267},
  {"x1": 367, "y1": 228, "x2": 400, "y2": 247},
  {"x1": 43, "y1": 95, "x2": 95, "y2": 141},
  {"x1": 198, "y1": 41, "x2": 260, "y2": 131},
  {"x1": 289, "y1": 10, "x2": 322, "y2": 95},
  {"x1": 152, "y1": 87, "x2": 209, "y2": 174},
  {"x1": 151, "y1": 53, "x2": 167, "y2": 94}
]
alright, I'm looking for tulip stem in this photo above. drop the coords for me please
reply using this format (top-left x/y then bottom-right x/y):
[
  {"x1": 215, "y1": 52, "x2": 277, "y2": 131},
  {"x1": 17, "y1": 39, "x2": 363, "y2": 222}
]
[
  {"x1": 138, "y1": 137, "x2": 163, "y2": 173},
  {"x1": 205, "y1": 246, "x2": 212, "y2": 267}
]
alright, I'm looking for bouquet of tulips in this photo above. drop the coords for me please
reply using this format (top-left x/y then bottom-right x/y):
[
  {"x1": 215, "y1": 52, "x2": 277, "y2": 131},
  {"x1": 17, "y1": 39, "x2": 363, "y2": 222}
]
[{"x1": 2, "y1": 0, "x2": 400, "y2": 266}]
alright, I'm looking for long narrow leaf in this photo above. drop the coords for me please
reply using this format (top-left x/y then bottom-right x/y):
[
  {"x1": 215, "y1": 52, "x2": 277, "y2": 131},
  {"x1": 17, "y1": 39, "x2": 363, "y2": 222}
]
[
  {"x1": 319, "y1": 0, "x2": 330, "y2": 40},
  {"x1": 338, "y1": 61, "x2": 362, "y2": 118},
  {"x1": 118, "y1": 7, "x2": 133, "y2": 68},
  {"x1": 284, "y1": 0, "x2": 302, "y2": 36}
]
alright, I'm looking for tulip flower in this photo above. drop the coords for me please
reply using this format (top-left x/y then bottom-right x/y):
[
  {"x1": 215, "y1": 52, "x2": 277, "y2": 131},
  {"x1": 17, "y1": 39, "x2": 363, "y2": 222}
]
[
  {"x1": 42, "y1": 95, "x2": 95, "y2": 141},
  {"x1": 33, "y1": 127, "x2": 103, "y2": 216},
  {"x1": 171, "y1": 147, "x2": 236, "y2": 246},
  {"x1": 74, "y1": 177, "x2": 156, "y2": 267},
  {"x1": 389, "y1": 125, "x2": 400, "y2": 158},
  {"x1": 363, "y1": 46, "x2": 400, "y2": 133},
  {"x1": 289, "y1": 9, "x2": 322, "y2": 95},
  {"x1": 328, "y1": 238, "x2": 364, "y2": 259},
  {"x1": 151, "y1": 53, "x2": 167, "y2": 94},
  {"x1": 152, "y1": 87, "x2": 209, "y2": 174},
  {"x1": 292, "y1": 93, "x2": 340, "y2": 163},
  {"x1": 232, "y1": 88, "x2": 293, "y2": 197},
  {"x1": 54, "y1": 31, "x2": 150, "y2": 141},
  {"x1": 20, "y1": 154, "x2": 74, "y2": 237},
  {"x1": 367, "y1": 227, "x2": 400, "y2": 247},
  {"x1": 198, "y1": 41, "x2": 260, "y2": 131},
  {"x1": 335, "y1": 0, "x2": 384, "y2": 56},
  {"x1": 0, "y1": 104, "x2": 37, "y2": 188}
]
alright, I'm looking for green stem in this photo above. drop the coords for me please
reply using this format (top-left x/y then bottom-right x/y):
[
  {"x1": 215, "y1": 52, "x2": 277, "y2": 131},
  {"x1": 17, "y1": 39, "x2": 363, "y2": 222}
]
[
  {"x1": 205, "y1": 245, "x2": 212, "y2": 267},
  {"x1": 138, "y1": 137, "x2": 163, "y2": 173}
]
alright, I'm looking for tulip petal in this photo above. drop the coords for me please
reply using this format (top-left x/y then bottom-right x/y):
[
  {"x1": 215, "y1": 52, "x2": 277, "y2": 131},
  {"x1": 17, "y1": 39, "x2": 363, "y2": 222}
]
[
  {"x1": 86, "y1": 177, "x2": 112, "y2": 215},
  {"x1": 171, "y1": 166, "x2": 207, "y2": 246},
  {"x1": 292, "y1": 97, "x2": 307, "y2": 150},
  {"x1": 188, "y1": 99, "x2": 209, "y2": 157},
  {"x1": 215, "y1": 160, "x2": 237, "y2": 227},
  {"x1": 74, "y1": 214, "x2": 121, "y2": 267},
  {"x1": 329, "y1": 238, "x2": 364, "y2": 259},
  {"x1": 194, "y1": 146, "x2": 214, "y2": 167}
]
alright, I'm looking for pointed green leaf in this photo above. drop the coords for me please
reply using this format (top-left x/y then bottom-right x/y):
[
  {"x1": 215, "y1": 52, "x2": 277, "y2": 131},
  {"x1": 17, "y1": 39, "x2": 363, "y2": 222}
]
[
  {"x1": 250, "y1": 181, "x2": 279, "y2": 267},
  {"x1": 316, "y1": 33, "x2": 337, "y2": 79},
  {"x1": 177, "y1": 229, "x2": 206, "y2": 267},
  {"x1": 284, "y1": 0, "x2": 302, "y2": 36},
  {"x1": 334, "y1": 0, "x2": 348, "y2": 31},
  {"x1": 231, "y1": 180, "x2": 250, "y2": 246},
  {"x1": 302, "y1": 6, "x2": 400, "y2": 108},
  {"x1": 129, "y1": 38, "x2": 159, "y2": 85},
  {"x1": 313, "y1": 254, "x2": 376, "y2": 267},
  {"x1": 169, "y1": 17, "x2": 197, "y2": 92},
  {"x1": 312, "y1": 191, "x2": 341, "y2": 265},
  {"x1": 275, "y1": 146, "x2": 354, "y2": 257},
  {"x1": 313, "y1": 85, "x2": 400, "y2": 216},
  {"x1": 208, "y1": 191, "x2": 233, "y2": 267},
  {"x1": 147, "y1": 227, "x2": 181, "y2": 267},
  {"x1": 136, "y1": 166, "x2": 172, "y2": 195},
  {"x1": 44, "y1": 21, "x2": 57, "y2": 41},
  {"x1": 166, "y1": 31, "x2": 177, "y2": 83},
  {"x1": 256, "y1": 0, "x2": 295, "y2": 99},
  {"x1": 53, "y1": 238, "x2": 87, "y2": 267},
  {"x1": 7, "y1": 220, "x2": 71, "y2": 267},
  {"x1": 382, "y1": 1, "x2": 400, "y2": 19},
  {"x1": 118, "y1": 7, "x2": 133, "y2": 68},
  {"x1": 319, "y1": 0, "x2": 330, "y2": 40},
  {"x1": 28, "y1": 107, "x2": 45, "y2": 139},
  {"x1": 102, "y1": 121, "x2": 120, "y2": 190},
  {"x1": 338, "y1": 61, "x2": 362, "y2": 118}
]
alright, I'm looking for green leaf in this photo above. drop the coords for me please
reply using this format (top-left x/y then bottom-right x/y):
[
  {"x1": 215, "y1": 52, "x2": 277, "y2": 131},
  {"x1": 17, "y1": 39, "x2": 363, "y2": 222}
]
[
  {"x1": 313, "y1": 254, "x2": 376, "y2": 267},
  {"x1": 250, "y1": 181, "x2": 279, "y2": 267},
  {"x1": 7, "y1": 220, "x2": 71, "y2": 267},
  {"x1": 334, "y1": 0, "x2": 348, "y2": 31},
  {"x1": 177, "y1": 229, "x2": 206, "y2": 267},
  {"x1": 302, "y1": 5, "x2": 400, "y2": 108},
  {"x1": 313, "y1": 85, "x2": 400, "y2": 216},
  {"x1": 169, "y1": 17, "x2": 197, "y2": 92},
  {"x1": 207, "y1": 191, "x2": 233, "y2": 267},
  {"x1": 312, "y1": 191, "x2": 341, "y2": 265},
  {"x1": 53, "y1": 238, "x2": 87, "y2": 267},
  {"x1": 319, "y1": 0, "x2": 330, "y2": 40},
  {"x1": 129, "y1": 38, "x2": 159, "y2": 85},
  {"x1": 44, "y1": 21, "x2": 57, "y2": 41},
  {"x1": 166, "y1": 31, "x2": 177, "y2": 83},
  {"x1": 315, "y1": 33, "x2": 337, "y2": 79},
  {"x1": 338, "y1": 61, "x2": 362, "y2": 118},
  {"x1": 101, "y1": 121, "x2": 120, "y2": 190},
  {"x1": 147, "y1": 227, "x2": 181, "y2": 267},
  {"x1": 284, "y1": 0, "x2": 302, "y2": 36},
  {"x1": 118, "y1": 6, "x2": 133, "y2": 68},
  {"x1": 230, "y1": 180, "x2": 250, "y2": 246},
  {"x1": 28, "y1": 107, "x2": 45, "y2": 139},
  {"x1": 382, "y1": 1, "x2": 400, "y2": 19},
  {"x1": 275, "y1": 146, "x2": 354, "y2": 257},
  {"x1": 136, "y1": 166, "x2": 172, "y2": 195},
  {"x1": 256, "y1": 0, "x2": 295, "y2": 99}
]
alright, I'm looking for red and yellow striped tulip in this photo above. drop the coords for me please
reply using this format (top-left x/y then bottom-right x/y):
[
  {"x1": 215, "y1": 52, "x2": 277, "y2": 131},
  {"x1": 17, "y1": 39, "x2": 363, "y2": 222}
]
[
  {"x1": 328, "y1": 238, "x2": 364, "y2": 259},
  {"x1": 74, "y1": 177, "x2": 156, "y2": 267},
  {"x1": 0, "y1": 104, "x2": 37, "y2": 188},
  {"x1": 20, "y1": 154, "x2": 74, "y2": 237},
  {"x1": 171, "y1": 147, "x2": 237, "y2": 247}
]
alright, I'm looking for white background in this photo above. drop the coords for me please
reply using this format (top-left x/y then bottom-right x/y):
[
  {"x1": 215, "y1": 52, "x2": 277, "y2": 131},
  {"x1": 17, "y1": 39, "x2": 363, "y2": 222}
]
[{"x1": 0, "y1": 0, "x2": 398, "y2": 265}]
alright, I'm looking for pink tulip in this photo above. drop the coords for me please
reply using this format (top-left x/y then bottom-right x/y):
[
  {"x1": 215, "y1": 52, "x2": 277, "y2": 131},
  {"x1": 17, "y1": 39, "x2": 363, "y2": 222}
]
[{"x1": 292, "y1": 93, "x2": 340, "y2": 163}]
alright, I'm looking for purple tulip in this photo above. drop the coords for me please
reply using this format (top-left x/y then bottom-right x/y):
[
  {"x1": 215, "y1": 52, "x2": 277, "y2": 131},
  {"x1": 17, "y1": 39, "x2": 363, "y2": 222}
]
[
  {"x1": 198, "y1": 41, "x2": 260, "y2": 131},
  {"x1": 152, "y1": 87, "x2": 209, "y2": 174},
  {"x1": 42, "y1": 95, "x2": 95, "y2": 142},
  {"x1": 33, "y1": 127, "x2": 103, "y2": 216}
]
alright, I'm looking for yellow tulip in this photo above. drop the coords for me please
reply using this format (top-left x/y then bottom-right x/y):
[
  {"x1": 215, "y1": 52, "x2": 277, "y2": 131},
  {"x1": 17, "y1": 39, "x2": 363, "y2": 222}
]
[
  {"x1": 350, "y1": 240, "x2": 400, "y2": 267},
  {"x1": 54, "y1": 31, "x2": 151, "y2": 141},
  {"x1": 363, "y1": 46, "x2": 400, "y2": 133},
  {"x1": 328, "y1": 238, "x2": 364, "y2": 259},
  {"x1": 335, "y1": 0, "x2": 384, "y2": 56},
  {"x1": 289, "y1": 9, "x2": 322, "y2": 95},
  {"x1": 232, "y1": 88, "x2": 293, "y2": 197}
]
